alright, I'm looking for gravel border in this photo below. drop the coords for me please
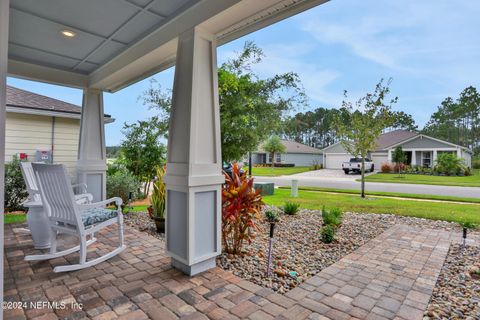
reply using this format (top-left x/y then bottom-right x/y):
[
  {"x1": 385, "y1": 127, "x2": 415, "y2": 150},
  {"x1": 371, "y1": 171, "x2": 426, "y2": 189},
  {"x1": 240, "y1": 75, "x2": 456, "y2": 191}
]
[{"x1": 425, "y1": 244, "x2": 480, "y2": 319}]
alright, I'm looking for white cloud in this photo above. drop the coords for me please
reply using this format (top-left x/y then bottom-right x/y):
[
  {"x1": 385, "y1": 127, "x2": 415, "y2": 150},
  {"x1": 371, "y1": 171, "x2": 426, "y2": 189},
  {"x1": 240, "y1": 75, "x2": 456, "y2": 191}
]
[{"x1": 300, "y1": 0, "x2": 480, "y2": 83}]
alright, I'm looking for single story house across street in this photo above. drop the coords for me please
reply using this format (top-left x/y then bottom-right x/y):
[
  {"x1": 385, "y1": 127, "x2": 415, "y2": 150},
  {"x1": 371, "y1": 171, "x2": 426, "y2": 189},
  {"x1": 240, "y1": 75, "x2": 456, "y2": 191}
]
[
  {"x1": 6, "y1": 85, "x2": 113, "y2": 177},
  {"x1": 321, "y1": 129, "x2": 473, "y2": 170},
  {"x1": 252, "y1": 139, "x2": 323, "y2": 166}
]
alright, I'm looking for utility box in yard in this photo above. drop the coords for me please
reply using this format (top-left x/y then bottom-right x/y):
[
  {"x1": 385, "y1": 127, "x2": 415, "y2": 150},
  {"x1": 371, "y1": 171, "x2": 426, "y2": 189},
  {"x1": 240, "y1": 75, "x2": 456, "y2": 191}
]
[{"x1": 254, "y1": 182, "x2": 274, "y2": 195}]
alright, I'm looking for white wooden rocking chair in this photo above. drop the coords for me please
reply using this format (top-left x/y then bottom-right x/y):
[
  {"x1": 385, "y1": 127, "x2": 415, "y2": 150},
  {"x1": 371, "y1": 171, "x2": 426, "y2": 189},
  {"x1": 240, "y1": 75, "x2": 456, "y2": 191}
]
[
  {"x1": 20, "y1": 162, "x2": 93, "y2": 205},
  {"x1": 24, "y1": 163, "x2": 126, "y2": 272}
]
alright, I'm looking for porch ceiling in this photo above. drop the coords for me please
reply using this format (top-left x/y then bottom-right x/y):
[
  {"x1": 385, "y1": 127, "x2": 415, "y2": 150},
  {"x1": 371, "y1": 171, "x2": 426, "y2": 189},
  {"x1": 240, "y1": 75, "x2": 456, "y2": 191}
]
[{"x1": 7, "y1": 0, "x2": 329, "y2": 92}]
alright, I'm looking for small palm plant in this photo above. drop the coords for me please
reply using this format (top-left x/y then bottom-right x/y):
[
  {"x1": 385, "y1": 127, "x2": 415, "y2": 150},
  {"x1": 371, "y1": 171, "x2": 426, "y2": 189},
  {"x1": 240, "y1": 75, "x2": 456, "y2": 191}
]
[{"x1": 150, "y1": 166, "x2": 166, "y2": 233}]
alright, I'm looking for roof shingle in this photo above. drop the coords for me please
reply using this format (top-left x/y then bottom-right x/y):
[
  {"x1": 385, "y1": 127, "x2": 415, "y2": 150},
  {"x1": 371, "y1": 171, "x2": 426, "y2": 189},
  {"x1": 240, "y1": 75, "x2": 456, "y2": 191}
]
[{"x1": 6, "y1": 85, "x2": 111, "y2": 117}]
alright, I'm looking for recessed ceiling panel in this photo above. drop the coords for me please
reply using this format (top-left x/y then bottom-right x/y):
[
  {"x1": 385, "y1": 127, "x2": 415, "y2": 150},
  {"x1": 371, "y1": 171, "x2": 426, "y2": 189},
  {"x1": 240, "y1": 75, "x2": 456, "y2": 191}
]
[
  {"x1": 11, "y1": 0, "x2": 138, "y2": 38},
  {"x1": 8, "y1": 43, "x2": 86, "y2": 73},
  {"x1": 150, "y1": 0, "x2": 193, "y2": 16},
  {"x1": 85, "y1": 41, "x2": 128, "y2": 65},
  {"x1": 112, "y1": 12, "x2": 164, "y2": 44},
  {"x1": 9, "y1": 10, "x2": 103, "y2": 61}
]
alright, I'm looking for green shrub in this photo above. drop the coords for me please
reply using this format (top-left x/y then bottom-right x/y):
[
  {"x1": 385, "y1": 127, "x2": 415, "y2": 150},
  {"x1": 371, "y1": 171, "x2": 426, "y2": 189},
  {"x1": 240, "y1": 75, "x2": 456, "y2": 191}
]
[
  {"x1": 264, "y1": 210, "x2": 279, "y2": 222},
  {"x1": 320, "y1": 225, "x2": 335, "y2": 243},
  {"x1": 435, "y1": 153, "x2": 465, "y2": 176},
  {"x1": 322, "y1": 206, "x2": 343, "y2": 227},
  {"x1": 473, "y1": 158, "x2": 480, "y2": 169},
  {"x1": 283, "y1": 202, "x2": 300, "y2": 215},
  {"x1": 5, "y1": 156, "x2": 28, "y2": 212},
  {"x1": 459, "y1": 221, "x2": 477, "y2": 229},
  {"x1": 107, "y1": 169, "x2": 142, "y2": 206}
]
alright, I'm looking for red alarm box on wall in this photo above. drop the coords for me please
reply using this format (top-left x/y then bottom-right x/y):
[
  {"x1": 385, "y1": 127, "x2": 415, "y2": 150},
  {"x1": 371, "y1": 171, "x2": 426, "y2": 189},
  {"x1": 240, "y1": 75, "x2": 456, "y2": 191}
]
[{"x1": 18, "y1": 153, "x2": 28, "y2": 161}]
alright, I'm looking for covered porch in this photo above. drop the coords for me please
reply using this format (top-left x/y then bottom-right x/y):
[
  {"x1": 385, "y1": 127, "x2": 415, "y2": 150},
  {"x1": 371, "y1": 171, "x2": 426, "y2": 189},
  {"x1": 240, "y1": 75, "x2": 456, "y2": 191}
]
[{"x1": 0, "y1": 0, "x2": 331, "y2": 304}]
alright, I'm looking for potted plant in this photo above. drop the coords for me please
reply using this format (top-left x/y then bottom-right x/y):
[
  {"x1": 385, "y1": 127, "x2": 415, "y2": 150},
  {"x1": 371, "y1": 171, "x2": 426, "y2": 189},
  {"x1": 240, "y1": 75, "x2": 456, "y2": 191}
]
[{"x1": 150, "y1": 166, "x2": 166, "y2": 233}]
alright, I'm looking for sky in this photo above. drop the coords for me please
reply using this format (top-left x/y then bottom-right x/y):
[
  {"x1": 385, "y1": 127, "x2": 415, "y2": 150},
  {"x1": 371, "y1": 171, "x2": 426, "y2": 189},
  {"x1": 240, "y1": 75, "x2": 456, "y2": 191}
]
[{"x1": 7, "y1": 0, "x2": 480, "y2": 146}]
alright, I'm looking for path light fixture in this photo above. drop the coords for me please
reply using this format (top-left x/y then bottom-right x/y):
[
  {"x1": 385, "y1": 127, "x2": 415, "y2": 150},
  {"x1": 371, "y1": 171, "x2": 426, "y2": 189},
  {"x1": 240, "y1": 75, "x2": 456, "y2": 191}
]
[
  {"x1": 459, "y1": 221, "x2": 476, "y2": 247},
  {"x1": 265, "y1": 210, "x2": 279, "y2": 277}
]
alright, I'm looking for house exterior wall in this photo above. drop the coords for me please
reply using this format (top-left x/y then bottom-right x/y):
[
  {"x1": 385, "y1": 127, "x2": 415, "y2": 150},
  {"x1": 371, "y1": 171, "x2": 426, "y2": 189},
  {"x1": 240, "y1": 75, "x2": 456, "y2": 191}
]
[
  {"x1": 400, "y1": 136, "x2": 454, "y2": 149},
  {"x1": 283, "y1": 153, "x2": 323, "y2": 167},
  {"x1": 323, "y1": 143, "x2": 347, "y2": 153},
  {"x1": 251, "y1": 152, "x2": 322, "y2": 167},
  {"x1": 461, "y1": 150, "x2": 472, "y2": 168},
  {"x1": 370, "y1": 152, "x2": 388, "y2": 170},
  {"x1": 5, "y1": 113, "x2": 80, "y2": 177}
]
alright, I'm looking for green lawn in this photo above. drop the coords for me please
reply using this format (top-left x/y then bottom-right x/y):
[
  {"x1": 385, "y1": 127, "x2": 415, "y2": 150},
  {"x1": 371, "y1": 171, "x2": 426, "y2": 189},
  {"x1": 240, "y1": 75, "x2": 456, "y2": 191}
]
[
  {"x1": 264, "y1": 189, "x2": 480, "y2": 224},
  {"x1": 5, "y1": 213, "x2": 27, "y2": 224},
  {"x1": 252, "y1": 166, "x2": 311, "y2": 177},
  {"x1": 362, "y1": 169, "x2": 480, "y2": 187},
  {"x1": 279, "y1": 186, "x2": 480, "y2": 204}
]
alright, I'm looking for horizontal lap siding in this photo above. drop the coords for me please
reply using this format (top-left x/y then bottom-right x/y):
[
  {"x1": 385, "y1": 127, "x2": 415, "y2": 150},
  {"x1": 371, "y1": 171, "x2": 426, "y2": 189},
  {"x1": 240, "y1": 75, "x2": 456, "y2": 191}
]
[
  {"x1": 53, "y1": 118, "x2": 80, "y2": 177},
  {"x1": 6, "y1": 113, "x2": 52, "y2": 161},
  {"x1": 284, "y1": 153, "x2": 323, "y2": 167},
  {"x1": 6, "y1": 113, "x2": 80, "y2": 178}
]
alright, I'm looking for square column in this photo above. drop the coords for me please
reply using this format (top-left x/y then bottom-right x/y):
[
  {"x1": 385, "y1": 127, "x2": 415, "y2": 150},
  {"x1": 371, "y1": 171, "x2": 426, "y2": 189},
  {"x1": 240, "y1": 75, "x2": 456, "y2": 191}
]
[
  {"x1": 77, "y1": 88, "x2": 107, "y2": 202},
  {"x1": 0, "y1": 0, "x2": 9, "y2": 307},
  {"x1": 411, "y1": 150, "x2": 416, "y2": 166},
  {"x1": 164, "y1": 27, "x2": 224, "y2": 276}
]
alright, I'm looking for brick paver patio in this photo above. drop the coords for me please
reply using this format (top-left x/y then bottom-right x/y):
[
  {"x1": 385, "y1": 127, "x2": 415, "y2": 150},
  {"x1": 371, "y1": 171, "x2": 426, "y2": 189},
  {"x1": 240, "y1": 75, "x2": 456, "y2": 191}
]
[{"x1": 4, "y1": 223, "x2": 456, "y2": 319}]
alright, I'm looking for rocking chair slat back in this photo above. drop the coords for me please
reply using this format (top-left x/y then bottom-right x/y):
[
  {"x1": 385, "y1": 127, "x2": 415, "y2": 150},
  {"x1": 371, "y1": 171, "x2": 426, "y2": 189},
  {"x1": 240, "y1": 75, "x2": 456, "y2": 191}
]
[
  {"x1": 32, "y1": 163, "x2": 78, "y2": 226},
  {"x1": 20, "y1": 162, "x2": 41, "y2": 202}
]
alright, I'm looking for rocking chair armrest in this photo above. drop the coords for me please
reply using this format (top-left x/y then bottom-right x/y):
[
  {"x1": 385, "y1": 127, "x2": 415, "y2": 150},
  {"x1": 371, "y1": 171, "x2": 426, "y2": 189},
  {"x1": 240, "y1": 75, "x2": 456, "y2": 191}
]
[
  {"x1": 71, "y1": 183, "x2": 88, "y2": 194},
  {"x1": 76, "y1": 197, "x2": 123, "y2": 210}
]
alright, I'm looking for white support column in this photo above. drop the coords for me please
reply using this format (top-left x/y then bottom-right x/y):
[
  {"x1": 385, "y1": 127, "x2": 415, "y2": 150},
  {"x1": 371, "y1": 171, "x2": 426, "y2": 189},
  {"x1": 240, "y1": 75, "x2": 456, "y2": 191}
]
[
  {"x1": 457, "y1": 148, "x2": 461, "y2": 158},
  {"x1": 164, "y1": 27, "x2": 224, "y2": 276},
  {"x1": 411, "y1": 150, "x2": 416, "y2": 166},
  {"x1": 0, "y1": 0, "x2": 9, "y2": 308},
  {"x1": 387, "y1": 149, "x2": 392, "y2": 163},
  {"x1": 77, "y1": 89, "x2": 107, "y2": 202},
  {"x1": 433, "y1": 150, "x2": 438, "y2": 166}
]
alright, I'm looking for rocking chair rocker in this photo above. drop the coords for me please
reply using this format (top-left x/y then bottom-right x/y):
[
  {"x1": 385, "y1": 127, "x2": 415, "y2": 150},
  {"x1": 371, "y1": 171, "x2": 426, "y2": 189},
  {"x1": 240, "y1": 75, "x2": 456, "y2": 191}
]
[{"x1": 24, "y1": 163, "x2": 126, "y2": 272}]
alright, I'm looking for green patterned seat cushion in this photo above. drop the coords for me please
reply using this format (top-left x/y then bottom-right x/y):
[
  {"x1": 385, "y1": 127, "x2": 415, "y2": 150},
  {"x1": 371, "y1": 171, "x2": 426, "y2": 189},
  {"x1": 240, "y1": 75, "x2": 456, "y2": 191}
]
[{"x1": 81, "y1": 207, "x2": 118, "y2": 226}]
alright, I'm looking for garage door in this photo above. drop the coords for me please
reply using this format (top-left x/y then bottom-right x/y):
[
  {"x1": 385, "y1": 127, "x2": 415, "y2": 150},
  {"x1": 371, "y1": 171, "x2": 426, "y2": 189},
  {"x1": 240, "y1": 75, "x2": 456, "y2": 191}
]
[
  {"x1": 371, "y1": 154, "x2": 388, "y2": 171},
  {"x1": 325, "y1": 154, "x2": 351, "y2": 169}
]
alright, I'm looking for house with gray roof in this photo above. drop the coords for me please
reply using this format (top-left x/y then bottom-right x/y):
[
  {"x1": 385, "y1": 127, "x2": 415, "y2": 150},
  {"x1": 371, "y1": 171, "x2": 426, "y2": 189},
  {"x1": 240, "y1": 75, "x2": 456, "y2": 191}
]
[
  {"x1": 6, "y1": 85, "x2": 113, "y2": 176},
  {"x1": 321, "y1": 129, "x2": 472, "y2": 170},
  {"x1": 252, "y1": 139, "x2": 323, "y2": 167}
]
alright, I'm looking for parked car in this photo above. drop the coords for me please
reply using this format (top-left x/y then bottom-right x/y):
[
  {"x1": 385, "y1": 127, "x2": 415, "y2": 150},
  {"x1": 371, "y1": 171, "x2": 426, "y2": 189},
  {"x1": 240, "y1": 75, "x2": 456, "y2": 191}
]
[
  {"x1": 222, "y1": 162, "x2": 245, "y2": 178},
  {"x1": 342, "y1": 158, "x2": 374, "y2": 174}
]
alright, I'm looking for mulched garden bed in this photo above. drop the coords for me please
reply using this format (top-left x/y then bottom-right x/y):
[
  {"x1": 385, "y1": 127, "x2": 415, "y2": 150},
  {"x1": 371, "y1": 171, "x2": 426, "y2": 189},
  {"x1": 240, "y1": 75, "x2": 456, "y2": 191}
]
[{"x1": 425, "y1": 244, "x2": 480, "y2": 319}]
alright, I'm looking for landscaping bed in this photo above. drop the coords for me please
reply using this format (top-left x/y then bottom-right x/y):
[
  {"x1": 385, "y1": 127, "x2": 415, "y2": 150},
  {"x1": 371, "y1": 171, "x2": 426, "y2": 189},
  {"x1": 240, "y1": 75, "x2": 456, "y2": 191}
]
[
  {"x1": 425, "y1": 244, "x2": 480, "y2": 319},
  {"x1": 123, "y1": 211, "x2": 165, "y2": 241},
  {"x1": 217, "y1": 207, "x2": 463, "y2": 294}
]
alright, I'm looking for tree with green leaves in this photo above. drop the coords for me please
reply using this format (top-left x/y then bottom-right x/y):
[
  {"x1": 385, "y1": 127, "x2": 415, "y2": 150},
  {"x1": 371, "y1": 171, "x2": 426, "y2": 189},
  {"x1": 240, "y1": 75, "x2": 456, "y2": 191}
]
[
  {"x1": 120, "y1": 116, "x2": 167, "y2": 196},
  {"x1": 334, "y1": 80, "x2": 395, "y2": 198},
  {"x1": 140, "y1": 41, "x2": 306, "y2": 162},
  {"x1": 392, "y1": 146, "x2": 406, "y2": 175},
  {"x1": 263, "y1": 136, "x2": 286, "y2": 167},
  {"x1": 423, "y1": 86, "x2": 480, "y2": 152}
]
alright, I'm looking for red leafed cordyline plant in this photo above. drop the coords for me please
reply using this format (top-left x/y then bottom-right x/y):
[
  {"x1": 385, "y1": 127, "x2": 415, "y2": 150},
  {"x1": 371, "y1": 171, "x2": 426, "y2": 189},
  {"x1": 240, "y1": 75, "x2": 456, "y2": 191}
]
[{"x1": 222, "y1": 164, "x2": 264, "y2": 254}]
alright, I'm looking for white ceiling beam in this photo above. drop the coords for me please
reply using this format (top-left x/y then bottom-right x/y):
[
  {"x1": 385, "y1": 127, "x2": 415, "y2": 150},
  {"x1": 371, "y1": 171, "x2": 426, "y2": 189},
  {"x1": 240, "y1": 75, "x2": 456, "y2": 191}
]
[{"x1": 8, "y1": 59, "x2": 89, "y2": 89}]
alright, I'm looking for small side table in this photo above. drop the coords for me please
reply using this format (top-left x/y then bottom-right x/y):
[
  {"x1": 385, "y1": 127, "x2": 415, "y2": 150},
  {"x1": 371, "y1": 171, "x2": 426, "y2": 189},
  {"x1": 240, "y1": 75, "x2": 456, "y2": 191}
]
[{"x1": 24, "y1": 200, "x2": 51, "y2": 249}]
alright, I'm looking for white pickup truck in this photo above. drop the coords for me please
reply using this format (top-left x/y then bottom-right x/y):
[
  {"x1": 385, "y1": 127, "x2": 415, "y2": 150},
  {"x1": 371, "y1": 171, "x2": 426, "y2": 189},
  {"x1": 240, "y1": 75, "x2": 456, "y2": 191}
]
[{"x1": 342, "y1": 158, "x2": 374, "y2": 174}]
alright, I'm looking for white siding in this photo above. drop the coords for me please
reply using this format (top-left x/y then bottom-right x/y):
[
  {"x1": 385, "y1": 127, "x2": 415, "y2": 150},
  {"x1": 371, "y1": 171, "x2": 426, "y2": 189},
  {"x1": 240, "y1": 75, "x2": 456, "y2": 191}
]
[
  {"x1": 370, "y1": 153, "x2": 388, "y2": 171},
  {"x1": 6, "y1": 113, "x2": 80, "y2": 177},
  {"x1": 283, "y1": 153, "x2": 323, "y2": 167},
  {"x1": 325, "y1": 153, "x2": 351, "y2": 169}
]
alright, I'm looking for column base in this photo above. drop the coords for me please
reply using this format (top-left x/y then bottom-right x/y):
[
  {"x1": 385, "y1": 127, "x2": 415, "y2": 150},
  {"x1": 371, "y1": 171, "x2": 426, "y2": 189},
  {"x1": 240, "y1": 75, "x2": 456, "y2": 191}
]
[{"x1": 171, "y1": 257, "x2": 216, "y2": 276}]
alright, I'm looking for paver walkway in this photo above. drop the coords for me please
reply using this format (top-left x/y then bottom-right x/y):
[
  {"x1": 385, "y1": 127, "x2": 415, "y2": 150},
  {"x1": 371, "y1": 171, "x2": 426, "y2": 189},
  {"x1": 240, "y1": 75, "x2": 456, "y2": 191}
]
[{"x1": 4, "y1": 223, "x2": 452, "y2": 320}]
